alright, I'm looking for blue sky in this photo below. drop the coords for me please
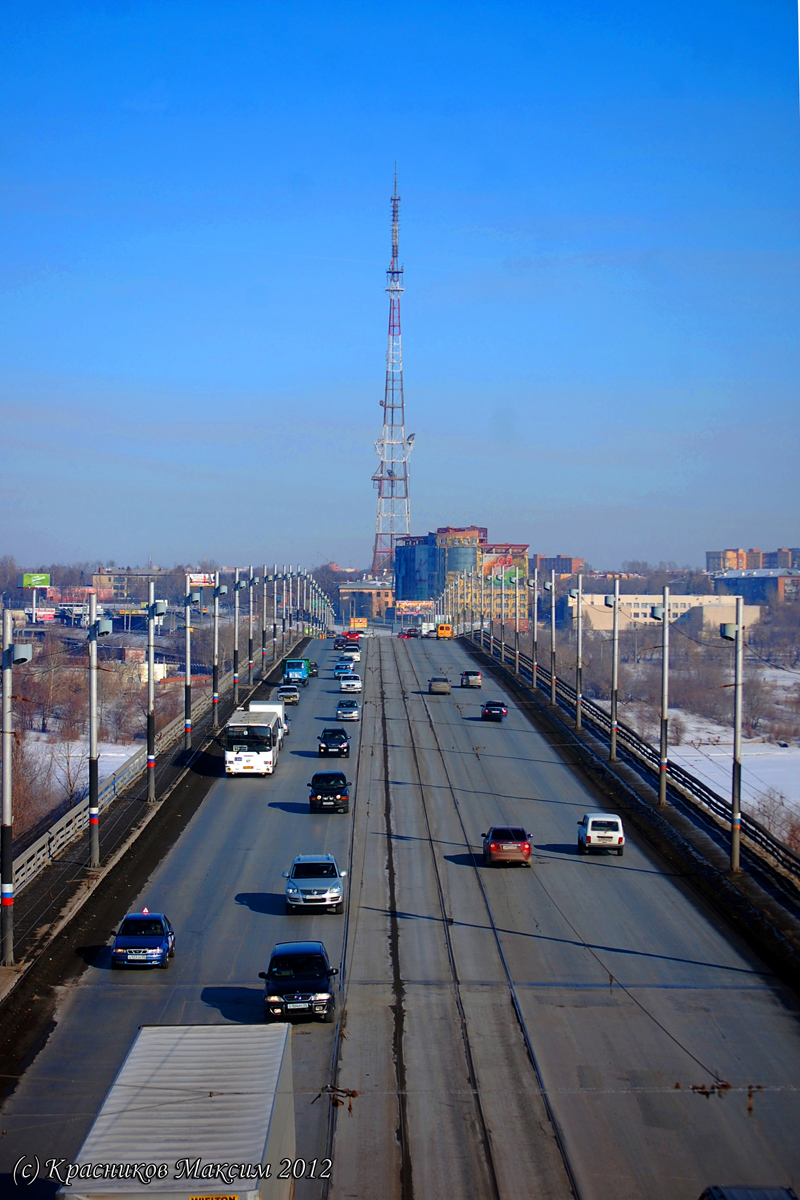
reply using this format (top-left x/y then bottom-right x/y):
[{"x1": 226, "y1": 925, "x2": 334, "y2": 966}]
[{"x1": 1, "y1": 0, "x2": 798, "y2": 569}]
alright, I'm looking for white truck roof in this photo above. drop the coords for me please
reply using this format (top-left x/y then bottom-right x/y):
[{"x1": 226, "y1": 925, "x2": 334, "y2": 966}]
[
  {"x1": 64, "y1": 1024, "x2": 294, "y2": 1199},
  {"x1": 248, "y1": 699, "x2": 285, "y2": 713}
]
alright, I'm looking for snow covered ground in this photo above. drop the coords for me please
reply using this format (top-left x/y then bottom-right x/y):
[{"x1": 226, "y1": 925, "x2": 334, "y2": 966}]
[{"x1": 24, "y1": 732, "x2": 139, "y2": 798}]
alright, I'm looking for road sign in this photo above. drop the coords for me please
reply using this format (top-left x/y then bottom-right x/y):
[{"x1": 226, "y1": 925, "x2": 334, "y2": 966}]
[
  {"x1": 349, "y1": 617, "x2": 368, "y2": 629},
  {"x1": 18, "y1": 573, "x2": 51, "y2": 588}
]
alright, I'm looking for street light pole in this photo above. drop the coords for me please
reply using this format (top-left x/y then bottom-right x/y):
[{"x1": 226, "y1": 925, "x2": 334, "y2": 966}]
[
  {"x1": 272, "y1": 564, "x2": 278, "y2": 662},
  {"x1": 184, "y1": 575, "x2": 196, "y2": 752},
  {"x1": 261, "y1": 566, "x2": 268, "y2": 679},
  {"x1": 281, "y1": 566, "x2": 287, "y2": 658},
  {"x1": 652, "y1": 586, "x2": 670, "y2": 806},
  {"x1": 500, "y1": 570, "x2": 506, "y2": 664},
  {"x1": 529, "y1": 568, "x2": 539, "y2": 694},
  {"x1": 248, "y1": 565, "x2": 255, "y2": 687},
  {"x1": 480, "y1": 568, "x2": 485, "y2": 649},
  {"x1": 233, "y1": 567, "x2": 241, "y2": 707},
  {"x1": 147, "y1": 582, "x2": 156, "y2": 802},
  {"x1": 569, "y1": 574, "x2": 583, "y2": 729},
  {"x1": 608, "y1": 578, "x2": 620, "y2": 761},
  {"x1": 514, "y1": 568, "x2": 520, "y2": 676},
  {"x1": 721, "y1": 597, "x2": 744, "y2": 872},
  {"x1": 547, "y1": 570, "x2": 557, "y2": 705},
  {"x1": 88, "y1": 591, "x2": 100, "y2": 866},
  {"x1": 2, "y1": 609, "x2": 32, "y2": 966}
]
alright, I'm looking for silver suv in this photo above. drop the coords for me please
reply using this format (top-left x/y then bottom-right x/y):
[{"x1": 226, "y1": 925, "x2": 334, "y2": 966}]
[{"x1": 283, "y1": 854, "x2": 347, "y2": 914}]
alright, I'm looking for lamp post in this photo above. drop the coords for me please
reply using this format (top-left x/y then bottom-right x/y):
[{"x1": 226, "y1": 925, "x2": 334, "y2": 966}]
[
  {"x1": 2, "y1": 609, "x2": 32, "y2": 966},
  {"x1": 272, "y1": 564, "x2": 278, "y2": 662},
  {"x1": 261, "y1": 566, "x2": 268, "y2": 678},
  {"x1": 544, "y1": 571, "x2": 557, "y2": 705},
  {"x1": 185, "y1": 578, "x2": 200, "y2": 751},
  {"x1": 527, "y1": 570, "x2": 538, "y2": 694},
  {"x1": 721, "y1": 596, "x2": 744, "y2": 873},
  {"x1": 605, "y1": 579, "x2": 620, "y2": 760},
  {"x1": 569, "y1": 574, "x2": 583, "y2": 729},
  {"x1": 247, "y1": 565, "x2": 255, "y2": 687},
  {"x1": 490, "y1": 572, "x2": 495, "y2": 653},
  {"x1": 233, "y1": 568, "x2": 242, "y2": 706},
  {"x1": 651, "y1": 587, "x2": 670, "y2": 806},
  {"x1": 147, "y1": 584, "x2": 168, "y2": 802},
  {"x1": 514, "y1": 568, "x2": 520, "y2": 676},
  {"x1": 212, "y1": 576, "x2": 228, "y2": 729},
  {"x1": 500, "y1": 570, "x2": 506, "y2": 664},
  {"x1": 88, "y1": 593, "x2": 113, "y2": 863},
  {"x1": 281, "y1": 566, "x2": 287, "y2": 657},
  {"x1": 480, "y1": 568, "x2": 486, "y2": 648}
]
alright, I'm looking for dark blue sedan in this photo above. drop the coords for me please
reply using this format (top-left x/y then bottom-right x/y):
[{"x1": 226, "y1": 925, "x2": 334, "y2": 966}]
[{"x1": 111, "y1": 909, "x2": 175, "y2": 969}]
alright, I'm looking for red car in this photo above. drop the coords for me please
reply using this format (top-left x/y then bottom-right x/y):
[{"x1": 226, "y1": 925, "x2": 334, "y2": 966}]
[
  {"x1": 481, "y1": 826, "x2": 532, "y2": 867},
  {"x1": 397, "y1": 630, "x2": 410, "y2": 638}
]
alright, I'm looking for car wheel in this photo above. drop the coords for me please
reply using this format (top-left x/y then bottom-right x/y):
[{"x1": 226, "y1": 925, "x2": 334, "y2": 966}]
[
  {"x1": 159, "y1": 956, "x2": 170, "y2": 970},
  {"x1": 340, "y1": 804, "x2": 350, "y2": 814},
  {"x1": 264, "y1": 1009, "x2": 275, "y2": 1023},
  {"x1": 321, "y1": 1004, "x2": 336, "y2": 1024},
  {"x1": 285, "y1": 901, "x2": 295, "y2": 915},
  {"x1": 482, "y1": 853, "x2": 490, "y2": 867},
  {"x1": 110, "y1": 959, "x2": 120, "y2": 970},
  {"x1": 617, "y1": 847, "x2": 624, "y2": 857},
  {"x1": 332, "y1": 901, "x2": 344, "y2": 915},
  {"x1": 169, "y1": 945, "x2": 175, "y2": 958},
  {"x1": 578, "y1": 841, "x2": 586, "y2": 855}
]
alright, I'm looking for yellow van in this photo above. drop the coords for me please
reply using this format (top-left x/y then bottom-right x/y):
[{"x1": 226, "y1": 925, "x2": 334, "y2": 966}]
[{"x1": 436, "y1": 623, "x2": 453, "y2": 639}]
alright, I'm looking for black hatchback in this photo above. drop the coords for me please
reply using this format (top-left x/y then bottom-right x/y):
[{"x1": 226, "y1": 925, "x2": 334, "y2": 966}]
[
  {"x1": 259, "y1": 940, "x2": 339, "y2": 1022},
  {"x1": 481, "y1": 700, "x2": 508, "y2": 721},
  {"x1": 308, "y1": 771, "x2": 351, "y2": 813},
  {"x1": 318, "y1": 728, "x2": 351, "y2": 757}
]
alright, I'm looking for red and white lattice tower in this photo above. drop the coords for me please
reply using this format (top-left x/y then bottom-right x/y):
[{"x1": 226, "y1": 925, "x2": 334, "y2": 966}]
[{"x1": 371, "y1": 169, "x2": 414, "y2": 575}]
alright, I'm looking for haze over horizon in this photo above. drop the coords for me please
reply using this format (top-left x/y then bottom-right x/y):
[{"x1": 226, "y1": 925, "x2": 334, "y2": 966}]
[{"x1": 1, "y1": 1, "x2": 798, "y2": 570}]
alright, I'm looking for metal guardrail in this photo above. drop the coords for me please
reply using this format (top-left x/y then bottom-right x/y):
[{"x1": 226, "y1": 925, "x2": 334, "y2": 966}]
[
  {"x1": 11, "y1": 634, "x2": 306, "y2": 894},
  {"x1": 474, "y1": 631, "x2": 800, "y2": 886}
]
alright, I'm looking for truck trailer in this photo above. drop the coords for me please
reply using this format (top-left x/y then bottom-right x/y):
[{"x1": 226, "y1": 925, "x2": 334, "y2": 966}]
[{"x1": 61, "y1": 1023, "x2": 295, "y2": 1200}]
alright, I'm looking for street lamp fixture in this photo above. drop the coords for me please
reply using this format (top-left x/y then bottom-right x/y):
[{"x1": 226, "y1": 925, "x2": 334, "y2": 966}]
[{"x1": 2, "y1": 613, "x2": 33, "y2": 966}]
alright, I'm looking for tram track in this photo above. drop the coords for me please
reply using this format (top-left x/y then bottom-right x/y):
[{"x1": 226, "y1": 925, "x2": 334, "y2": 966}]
[{"x1": 392, "y1": 636, "x2": 579, "y2": 1200}]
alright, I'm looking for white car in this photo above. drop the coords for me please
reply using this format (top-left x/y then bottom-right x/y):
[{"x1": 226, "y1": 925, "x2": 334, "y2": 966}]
[
  {"x1": 339, "y1": 673, "x2": 363, "y2": 693},
  {"x1": 341, "y1": 648, "x2": 361, "y2": 663},
  {"x1": 577, "y1": 812, "x2": 625, "y2": 857},
  {"x1": 336, "y1": 699, "x2": 360, "y2": 721}
]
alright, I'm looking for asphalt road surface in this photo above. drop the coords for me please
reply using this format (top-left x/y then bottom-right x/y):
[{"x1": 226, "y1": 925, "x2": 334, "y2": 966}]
[{"x1": 2, "y1": 634, "x2": 799, "y2": 1200}]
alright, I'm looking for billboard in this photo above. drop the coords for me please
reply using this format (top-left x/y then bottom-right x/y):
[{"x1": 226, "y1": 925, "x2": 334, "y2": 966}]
[
  {"x1": 349, "y1": 617, "x2": 369, "y2": 629},
  {"x1": 188, "y1": 572, "x2": 216, "y2": 587},
  {"x1": 396, "y1": 599, "x2": 435, "y2": 614},
  {"x1": 18, "y1": 573, "x2": 51, "y2": 588},
  {"x1": 478, "y1": 550, "x2": 528, "y2": 587}
]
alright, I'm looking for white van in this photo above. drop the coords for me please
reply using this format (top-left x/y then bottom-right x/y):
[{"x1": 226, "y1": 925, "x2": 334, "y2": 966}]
[{"x1": 577, "y1": 812, "x2": 625, "y2": 857}]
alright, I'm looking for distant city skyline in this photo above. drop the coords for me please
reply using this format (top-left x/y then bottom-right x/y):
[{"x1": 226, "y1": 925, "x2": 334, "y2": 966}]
[{"x1": 1, "y1": 1, "x2": 798, "y2": 568}]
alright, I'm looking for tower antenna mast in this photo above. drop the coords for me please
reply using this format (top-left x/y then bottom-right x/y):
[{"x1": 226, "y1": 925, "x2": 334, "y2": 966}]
[{"x1": 371, "y1": 167, "x2": 413, "y2": 575}]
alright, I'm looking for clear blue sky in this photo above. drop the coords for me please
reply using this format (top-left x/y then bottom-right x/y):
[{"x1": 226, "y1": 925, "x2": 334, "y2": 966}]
[{"x1": 1, "y1": 0, "x2": 798, "y2": 570}]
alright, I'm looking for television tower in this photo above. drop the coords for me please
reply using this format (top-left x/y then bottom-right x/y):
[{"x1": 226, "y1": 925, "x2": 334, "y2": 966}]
[{"x1": 371, "y1": 169, "x2": 414, "y2": 575}]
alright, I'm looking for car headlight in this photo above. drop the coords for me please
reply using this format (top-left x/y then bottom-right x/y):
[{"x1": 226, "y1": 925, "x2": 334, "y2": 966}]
[
  {"x1": 330, "y1": 886, "x2": 342, "y2": 895},
  {"x1": 113, "y1": 948, "x2": 125, "y2": 954},
  {"x1": 266, "y1": 994, "x2": 283, "y2": 1002},
  {"x1": 312, "y1": 993, "x2": 332, "y2": 1002},
  {"x1": 335, "y1": 794, "x2": 341, "y2": 799},
  {"x1": 287, "y1": 886, "x2": 299, "y2": 894},
  {"x1": 146, "y1": 948, "x2": 162, "y2": 955}
]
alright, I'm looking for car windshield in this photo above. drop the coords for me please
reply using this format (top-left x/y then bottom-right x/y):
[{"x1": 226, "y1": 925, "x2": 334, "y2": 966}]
[
  {"x1": 269, "y1": 955, "x2": 327, "y2": 979},
  {"x1": 312, "y1": 773, "x2": 346, "y2": 788},
  {"x1": 119, "y1": 918, "x2": 164, "y2": 936},
  {"x1": 321, "y1": 730, "x2": 345, "y2": 740},
  {"x1": 590, "y1": 819, "x2": 620, "y2": 831},
  {"x1": 291, "y1": 863, "x2": 338, "y2": 879},
  {"x1": 431, "y1": 677, "x2": 448, "y2": 683},
  {"x1": 339, "y1": 702, "x2": 357, "y2": 710},
  {"x1": 491, "y1": 828, "x2": 526, "y2": 842}
]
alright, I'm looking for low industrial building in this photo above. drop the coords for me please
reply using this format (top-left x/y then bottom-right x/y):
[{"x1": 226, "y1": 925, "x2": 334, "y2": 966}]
[
  {"x1": 337, "y1": 578, "x2": 395, "y2": 621},
  {"x1": 565, "y1": 593, "x2": 761, "y2": 632},
  {"x1": 713, "y1": 570, "x2": 800, "y2": 605}
]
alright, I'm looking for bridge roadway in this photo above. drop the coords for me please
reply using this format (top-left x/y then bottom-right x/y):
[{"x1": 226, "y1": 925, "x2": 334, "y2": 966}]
[{"x1": 1, "y1": 636, "x2": 799, "y2": 1200}]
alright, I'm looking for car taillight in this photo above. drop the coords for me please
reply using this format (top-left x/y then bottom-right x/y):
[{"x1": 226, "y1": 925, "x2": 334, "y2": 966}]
[
  {"x1": 489, "y1": 842, "x2": 497, "y2": 850},
  {"x1": 586, "y1": 836, "x2": 591, "y2": 843},
  {"x1": 618, "y1": 836, "x2": 623, "y2": 844},
  {"x1": 522, "y1": 843, "x2": 530, "y2": 852}
]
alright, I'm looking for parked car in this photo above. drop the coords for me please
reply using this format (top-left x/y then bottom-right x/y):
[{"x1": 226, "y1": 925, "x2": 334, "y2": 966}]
[
  {"x1": 111, "y1": 909, "x2": 175, "y2": 969},
  {"x1": 282, "y1": 854, "x2": 347, "y2": 915},
  {"x1": 340, "y1": 673, "x2": 363, "y2": 693},
  {"x1": 481, "y1": 700, "x2": 508, "y2": 721},
  {"x1": 481, "y1": 827, "x2": 532, "y2": 867},
  {"x1": 308, "y1": 770, "x2": 351, "y2": 813},
  {"x1": 577, "y1": 812, "x2": 625, "y2": 856},
  {"x1": 336, "y1": 699, "x2": 361, "y2": 721},
  {"x1": 461, "y1": 671, "x2": 482, "y2": 688},
  {"x1": 258, "y1": 940, "x2": 338, "y2": 1022},
  {"x1": 428, "y1": 677, "x2": 451, "y2": 695},
  {"x1": 277, "y1": 685, "x2": 300, "y2": 706},
  {"x1": 318, "y1": 728, "x2": 351, "y2": 757}
]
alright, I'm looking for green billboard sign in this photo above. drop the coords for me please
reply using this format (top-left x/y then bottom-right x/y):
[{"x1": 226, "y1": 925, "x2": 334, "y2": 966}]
[{"x1": 18, "y1": 573, "x2": 51, "y2": 588}]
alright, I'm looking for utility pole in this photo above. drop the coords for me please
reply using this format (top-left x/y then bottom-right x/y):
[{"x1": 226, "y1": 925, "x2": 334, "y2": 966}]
[
  {"x1": 281, "y1": 567, "x2": 287, "y2": 657},
  {"x1": 147, "y1": 583, "x2": 156, "y2": 802},
  {"x1": 500, "y1": 571, "x2": 506, "y2": 664},
  {"x1": 184, "y1": 576, "x2": 198, "y2": 751},
  {"x1": 233, "y1": 568, "x2": 241, "y2": 707},
  {"x1": 272, "y1": 564, "x2": 278, "y2": 662},
  {"x1": 88, "y1": 592, "x2": 100, "y2": 866},
  {"x1": 569, "y1": 574, "x2": 583, "y2": 729},
  {"x1": 2, "y1": 609, "x2": 32, "y2": 966},
  {"x1": 248, "y1": 565, "x2": 255, "y2": 687},
  {"x1": 528, "y1": 569, "x2": 538, "y2": 694},
  {"x1": 607, "y1": 578, "x2": 620, "y2": 760},
  {"x1": 480, "y1": 568, "x2": 485, "y2": 649}
]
